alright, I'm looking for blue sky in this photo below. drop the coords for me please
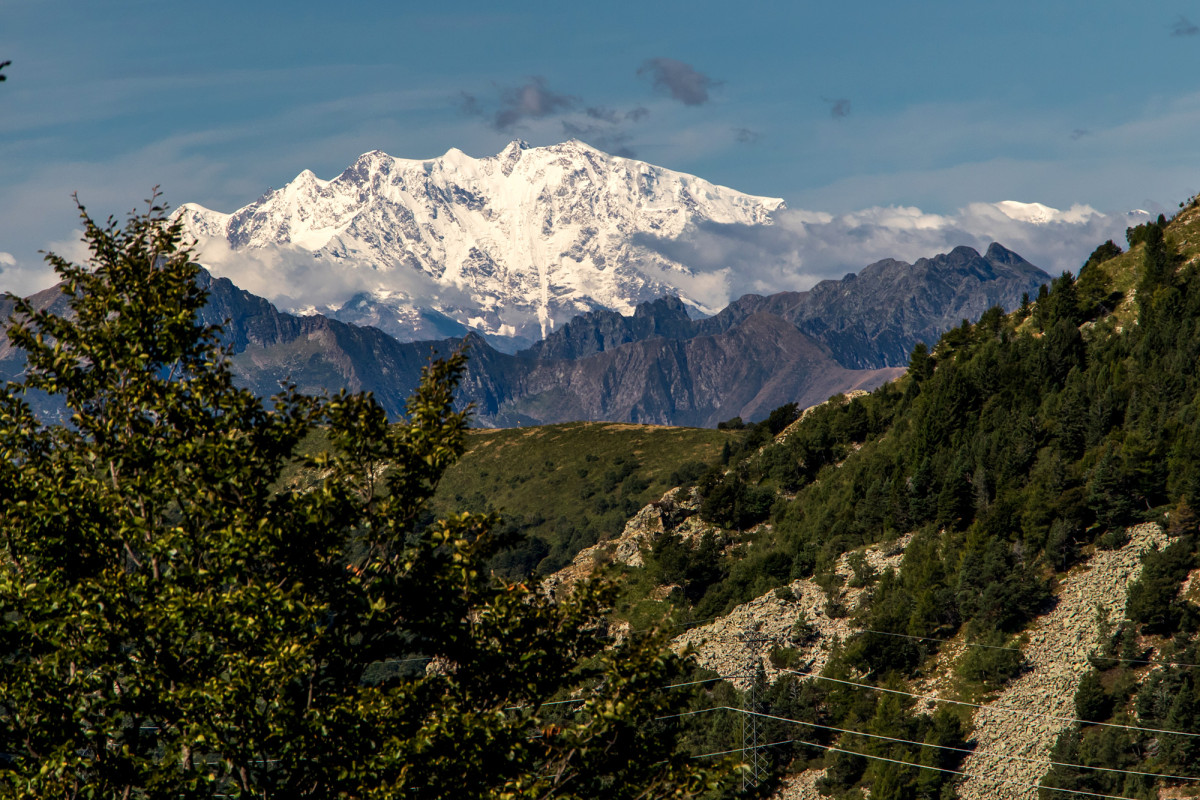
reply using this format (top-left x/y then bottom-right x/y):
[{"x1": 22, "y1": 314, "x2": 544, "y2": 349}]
[{"x1": 2, "y1": 0, "x2": 1199, "y2": 294}]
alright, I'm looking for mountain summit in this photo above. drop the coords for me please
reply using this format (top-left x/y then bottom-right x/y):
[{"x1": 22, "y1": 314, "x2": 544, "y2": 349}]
[{"x1": 179, "y1": 140, "x2": 784, "y2": 348}]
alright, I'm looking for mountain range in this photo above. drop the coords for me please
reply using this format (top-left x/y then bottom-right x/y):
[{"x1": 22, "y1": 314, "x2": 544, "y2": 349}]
[
  {"x1": 4, "y1": 142, "x2": 1051, "y2": 426},
  {"x1": 210, "y1": 235, "x2": 1048, "y2": 426},
  {"x1": 0, "y1": 241, "x2": 1047, "y2": 427}
]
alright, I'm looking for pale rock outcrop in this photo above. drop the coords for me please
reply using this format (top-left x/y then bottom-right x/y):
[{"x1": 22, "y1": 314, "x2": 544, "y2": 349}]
[
  {"x1": 541, "y1": 486, "x2": 711, "y2": 597},
  {"x1": 771, "y1": 768, "x2": 827, "y2": 800},
  {"x1": 672, "y1": 536, "x2": 911, "y2": 690}
]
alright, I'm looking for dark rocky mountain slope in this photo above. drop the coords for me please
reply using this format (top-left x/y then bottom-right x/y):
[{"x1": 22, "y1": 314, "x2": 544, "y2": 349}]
[
  {"x1": 1, "y1": 242, "x2": 1047, "y2": 427},
  {"x1": 524, "y1": 243, "x2": 1048, "y2": 370}
]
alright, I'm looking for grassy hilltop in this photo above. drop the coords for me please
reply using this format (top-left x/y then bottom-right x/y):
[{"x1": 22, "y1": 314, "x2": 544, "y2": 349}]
[{"x1": 429, "y1": 421, "x2": 742, "y2": 575}]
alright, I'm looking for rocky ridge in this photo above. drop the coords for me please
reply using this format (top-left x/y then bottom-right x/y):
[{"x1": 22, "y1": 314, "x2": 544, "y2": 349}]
[
  {"x1": 541, "y1": 486, "x2": 716, "y2": 599},
  {"x1": 775, "y1": 390, "x2": 869, "y2": 445},
  {"x1": 539, "y1": 482, "x2": 915, "y2": 693}
]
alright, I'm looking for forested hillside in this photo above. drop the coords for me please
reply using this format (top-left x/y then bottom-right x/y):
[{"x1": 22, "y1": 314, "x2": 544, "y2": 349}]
[{"x1": 582, "y1": 197, "x2": 1200, "y2": 799}]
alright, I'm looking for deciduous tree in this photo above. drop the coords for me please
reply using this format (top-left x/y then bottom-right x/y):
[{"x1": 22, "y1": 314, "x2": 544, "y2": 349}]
[{"x1": 0, "y1": 195, "x2": 740, "y2": 799}]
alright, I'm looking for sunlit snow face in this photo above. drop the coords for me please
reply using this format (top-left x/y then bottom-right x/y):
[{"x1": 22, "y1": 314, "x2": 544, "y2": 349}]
[{"x1": 176, "y1": 141, "x2": 783, "y2": 342}]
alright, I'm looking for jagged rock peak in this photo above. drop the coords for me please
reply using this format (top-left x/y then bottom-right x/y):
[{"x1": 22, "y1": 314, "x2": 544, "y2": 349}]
[{"x1": 633, "y1": 294, "x2": 690, "y2": 320}]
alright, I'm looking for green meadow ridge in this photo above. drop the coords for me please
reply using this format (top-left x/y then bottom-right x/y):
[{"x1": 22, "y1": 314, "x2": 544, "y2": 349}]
[
  {"x1": 515, "y1": 198, "x2": 1200, "y2": 799},
  {"x1": 428, "y1": 421, "x2": 742, "y2": 576}
]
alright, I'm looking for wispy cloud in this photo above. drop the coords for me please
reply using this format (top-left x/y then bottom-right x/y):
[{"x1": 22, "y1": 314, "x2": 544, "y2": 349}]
[
  {"x1": 461, "y1": 77, "x2": 578, "y2": 132},
  {"x1": 1171, "y1": 14, "x2": 1199, "y2": 36},
  {"x1": 459, "y1": 79, "x2": 653, "y2": 153},
  {"x1": 823, "y1": 96, "x2": 851, "y2": 119},
  {"x1": 585, "y1": 105, "x2": 650, "y2": 125},
  {"x1": 734, "y1": 127, "x2": 761, "y2": 144},
  {"x1": 637, "y1": 58, "x2": 719, "y2": 106},
  {"x1": 585, "y1": 106, "x2": 621, "y2": 124}
]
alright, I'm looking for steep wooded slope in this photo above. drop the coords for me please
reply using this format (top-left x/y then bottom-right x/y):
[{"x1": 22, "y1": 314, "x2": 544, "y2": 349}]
[{"x1": 586, "y1": 199, "x2": 1200, "y2": 799}]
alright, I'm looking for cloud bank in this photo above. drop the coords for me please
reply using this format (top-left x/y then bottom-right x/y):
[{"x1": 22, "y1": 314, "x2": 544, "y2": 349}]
[
  {"x1": 190, "y1": 237, "x2": 480, "y2": 315},
  {"x1": 4, "y1": 193, "x2": 1151, "y2": 326},
  {"x1": 634, "y1": 201, "x2": 1151, "y2": 306}
]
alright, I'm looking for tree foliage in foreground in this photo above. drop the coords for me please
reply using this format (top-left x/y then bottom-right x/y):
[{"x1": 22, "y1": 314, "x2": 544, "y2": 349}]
[{"x1": 0, "y1": 197, "x2": 741, "y2": 799}]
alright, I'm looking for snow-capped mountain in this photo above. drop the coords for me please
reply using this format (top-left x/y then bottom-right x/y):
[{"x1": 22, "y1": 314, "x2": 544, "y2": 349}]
[
  {"x1": 990, "y1": 200, "x2": 1102, "y2": 225},
  {"x1": 179, "y1": 140, "x2": 784, "y2": 348}
]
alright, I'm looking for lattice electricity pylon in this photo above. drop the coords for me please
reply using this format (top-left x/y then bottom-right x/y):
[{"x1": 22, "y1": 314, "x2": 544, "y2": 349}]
[{"x1": 741, "y1": 659, "x2": 767, "y2": 790}]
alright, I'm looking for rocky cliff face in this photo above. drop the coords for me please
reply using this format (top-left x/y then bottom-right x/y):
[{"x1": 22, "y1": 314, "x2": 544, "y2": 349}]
[
  {"x1": 695, "y1": 243, "x2": 1048, "y2": 369},
  {"x1": 489, "y1": 313, "x2": 901, "y2": 427},
  {"x1": 522, "y1": 295, "x2": 696, "y2": 361}
]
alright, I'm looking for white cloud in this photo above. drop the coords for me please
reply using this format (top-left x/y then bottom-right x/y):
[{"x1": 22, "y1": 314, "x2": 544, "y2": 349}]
[
  {"x1": 0, "y1": 258, "x2": 56, "y2": 297},
  {"x1": 634, "y1": 200, "x2": 1151, "y2": 306},
  {"x1": 192, "y1": 236, "x2": 481, "y2": 314}
]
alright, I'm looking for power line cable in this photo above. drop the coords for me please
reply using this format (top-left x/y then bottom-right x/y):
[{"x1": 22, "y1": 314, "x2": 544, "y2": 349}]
[
  {"x1": 855, "y1": 627, "x2": 1200, "y2": 670},
  {"x1": 788, "y1": 736, "x2": 1142, "y2": 800},
  {"x1": 783, "y1": 670, "x2": 1200, "y2": 740},
  {"x1": 690, "y1": 738, "x2": 798, "y2": 760},
  {"x1": 670, "y1": 705, "x2": 1199, "y2": 783}
]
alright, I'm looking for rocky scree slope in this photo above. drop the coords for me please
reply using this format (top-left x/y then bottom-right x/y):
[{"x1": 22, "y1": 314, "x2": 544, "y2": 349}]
[
  {"x1": 955, "y1": 523, "x2": 1169, "y2": 800},
  {"x1": 564, "y1": 482, "x2": 1181, "y2": 800}
]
